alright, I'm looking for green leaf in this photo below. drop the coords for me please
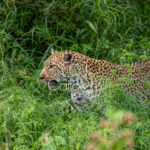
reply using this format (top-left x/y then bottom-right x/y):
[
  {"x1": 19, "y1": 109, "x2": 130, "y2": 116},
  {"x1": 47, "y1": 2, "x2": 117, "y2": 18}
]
[
  {"x1": 32, "y1": 141, "x2": 40, "y2": 148},
  {"x1": 111, "y1": 69, "x2": 117, "y2": 75},
  {"x1": 139, "y1": 55, "x2": 147, "y2": 61},
  {"x1": 88, "y1": 72, "x2": 93, "y2": 77},
  {"x1": 42, "y1": 136, "x2": 66, "y2": 150},
  {"x1": 85, "y1": 20, "x2": 97, "y2": 34}
]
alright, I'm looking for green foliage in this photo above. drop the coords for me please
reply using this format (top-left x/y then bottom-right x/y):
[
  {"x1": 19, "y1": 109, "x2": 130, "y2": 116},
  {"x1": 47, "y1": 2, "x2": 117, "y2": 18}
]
[
  {"x1": 41, "y1": 136, "x2": 66, "y2": 150},
  {"x1": 86, "y1": 108, "x2": 136, "y2": 150},
  {"x1": 0, "y1": 0, "x2": 150, "y2": 149}
]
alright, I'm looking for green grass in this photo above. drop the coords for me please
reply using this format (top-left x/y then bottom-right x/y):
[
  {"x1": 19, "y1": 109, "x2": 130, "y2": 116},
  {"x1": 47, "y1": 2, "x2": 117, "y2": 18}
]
[{"x1": 0, "y1": 0, "x2": 150, "y2": 149}]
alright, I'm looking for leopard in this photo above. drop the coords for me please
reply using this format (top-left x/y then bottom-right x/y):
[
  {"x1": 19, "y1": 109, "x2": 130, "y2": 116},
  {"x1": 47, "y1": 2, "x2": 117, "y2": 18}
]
[{"x1": 40, "y1": 49, "x2": 150, "y2": 111}]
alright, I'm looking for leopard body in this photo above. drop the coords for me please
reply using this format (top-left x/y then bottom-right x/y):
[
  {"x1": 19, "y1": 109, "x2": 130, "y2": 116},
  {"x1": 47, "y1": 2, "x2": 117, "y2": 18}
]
[{"x1": 40, "y1": 50, "x2": 150, "y2": 111}]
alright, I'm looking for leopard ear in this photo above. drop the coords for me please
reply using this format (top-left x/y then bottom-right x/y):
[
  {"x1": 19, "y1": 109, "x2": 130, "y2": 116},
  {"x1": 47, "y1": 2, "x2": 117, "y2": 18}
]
[
  {"x1": 51, "y1": 48, "x2": 57, "y2": 54},
  {"x1": 63, "y1": 53, "x2": 73, "y2": 63}
]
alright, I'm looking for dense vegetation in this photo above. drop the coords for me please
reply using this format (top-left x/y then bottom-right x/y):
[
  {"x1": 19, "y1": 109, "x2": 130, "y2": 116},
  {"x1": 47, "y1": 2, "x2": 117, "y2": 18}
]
[{"x1": 0, "y1": 0, "x2": 150, "y2": 149}]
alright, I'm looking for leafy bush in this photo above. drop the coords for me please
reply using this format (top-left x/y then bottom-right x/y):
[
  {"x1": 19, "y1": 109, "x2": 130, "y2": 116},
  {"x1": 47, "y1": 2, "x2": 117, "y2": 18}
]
[{"x1": 86, "y1": 108, "x2": 136, "y2": 150}]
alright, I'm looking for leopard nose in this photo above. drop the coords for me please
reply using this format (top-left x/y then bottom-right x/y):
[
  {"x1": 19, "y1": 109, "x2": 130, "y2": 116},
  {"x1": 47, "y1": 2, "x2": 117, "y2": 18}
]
[{"x1": 40, "y1": 76, "x2": 45, "y2": 80}]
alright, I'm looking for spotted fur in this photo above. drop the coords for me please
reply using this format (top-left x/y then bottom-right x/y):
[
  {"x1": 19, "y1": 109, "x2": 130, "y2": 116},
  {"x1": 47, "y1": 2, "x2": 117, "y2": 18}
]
[{"x1": 40, "y1": 50, "x2": 150, "y2": 111}]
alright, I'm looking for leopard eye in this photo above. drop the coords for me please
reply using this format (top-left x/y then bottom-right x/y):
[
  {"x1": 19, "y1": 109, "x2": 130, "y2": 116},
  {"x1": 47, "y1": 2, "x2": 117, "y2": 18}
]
[{"x1": 49, "y1": 65, "x2": 54, "y2": 69}]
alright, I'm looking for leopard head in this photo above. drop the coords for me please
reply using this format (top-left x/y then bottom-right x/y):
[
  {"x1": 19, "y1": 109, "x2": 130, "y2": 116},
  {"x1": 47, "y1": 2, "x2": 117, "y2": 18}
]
[{"x1": 40, "y1": 49, "x2": 75, "y2": 87}]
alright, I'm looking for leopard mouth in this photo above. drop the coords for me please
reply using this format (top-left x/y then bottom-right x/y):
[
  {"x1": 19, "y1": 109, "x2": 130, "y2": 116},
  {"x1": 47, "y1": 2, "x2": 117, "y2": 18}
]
[{"x1": 48, "y1": 79, "x2": 58, "y2": 87}]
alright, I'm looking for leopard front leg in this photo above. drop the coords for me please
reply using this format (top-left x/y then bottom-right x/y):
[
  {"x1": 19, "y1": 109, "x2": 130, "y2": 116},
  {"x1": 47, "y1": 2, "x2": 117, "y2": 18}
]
[
  {"x1": 71, "y1": 87, "x2": 93, "y2": 111},
  {"x1": 71, "y1": 85, "x2": 104, "y2": 112}
]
